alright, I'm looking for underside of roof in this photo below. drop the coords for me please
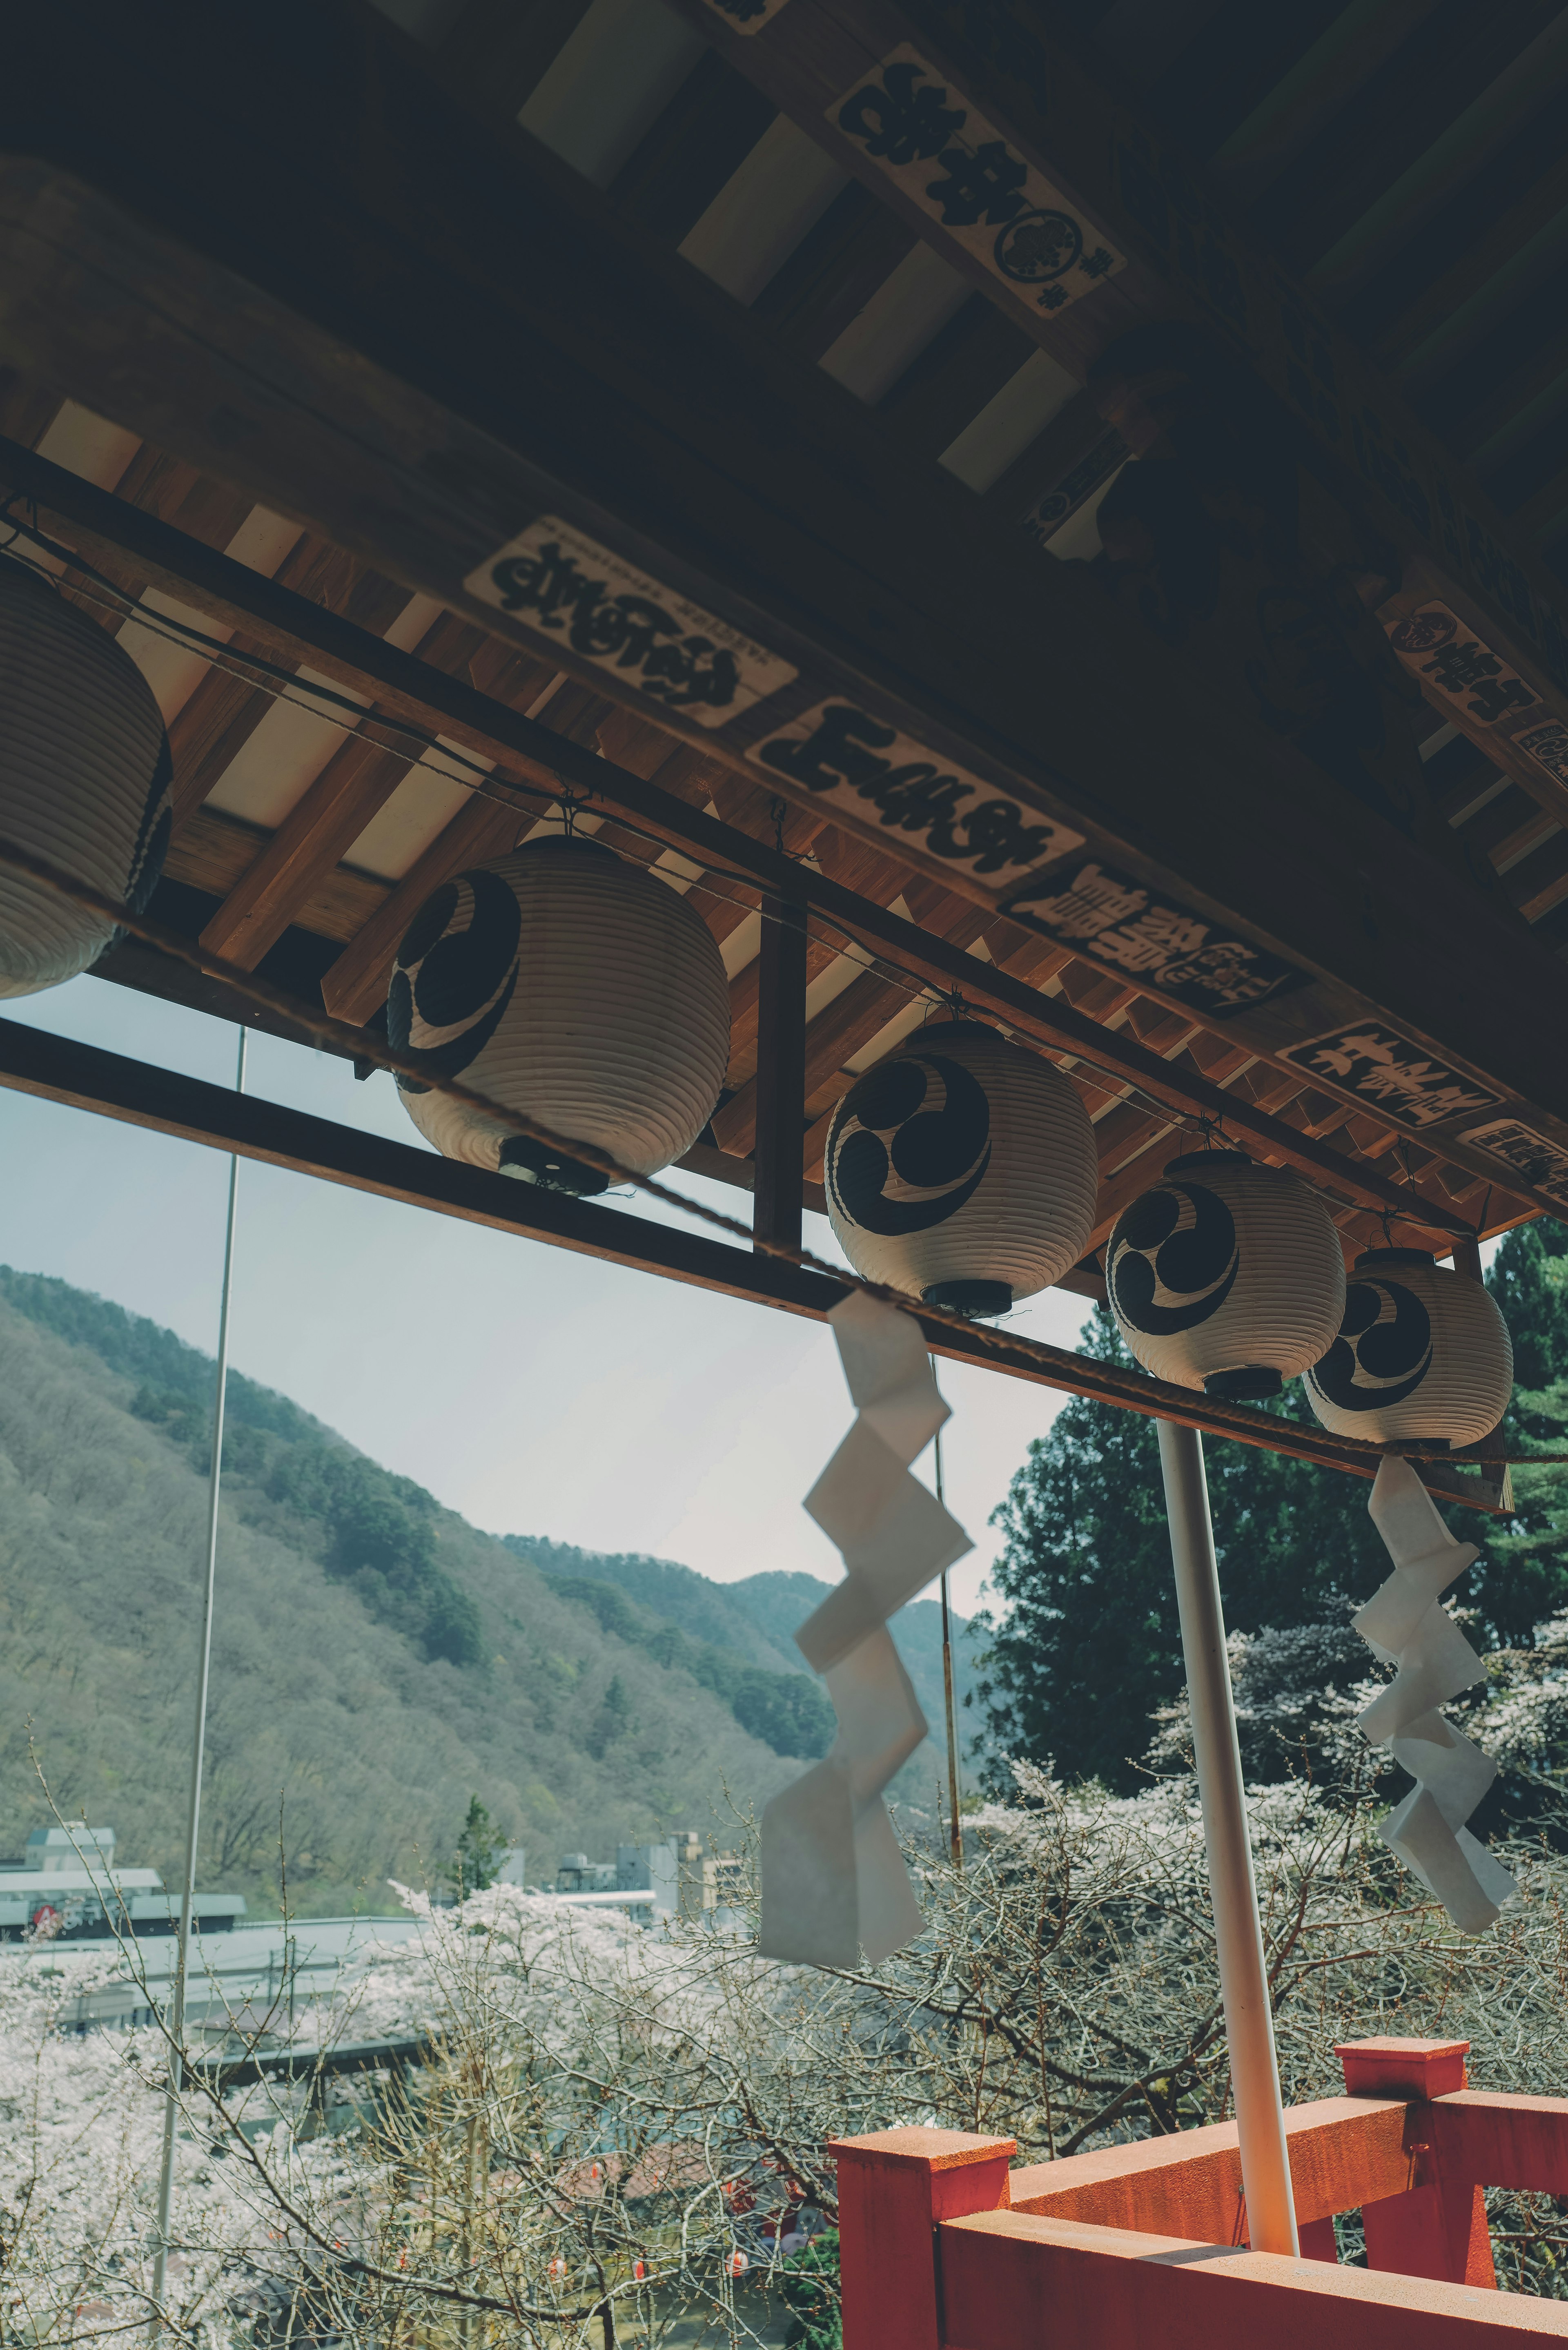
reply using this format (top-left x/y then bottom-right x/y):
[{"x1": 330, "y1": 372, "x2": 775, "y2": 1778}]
[{"x1": 0, "y1": 0, "x2": 1564, "y2": 1504}]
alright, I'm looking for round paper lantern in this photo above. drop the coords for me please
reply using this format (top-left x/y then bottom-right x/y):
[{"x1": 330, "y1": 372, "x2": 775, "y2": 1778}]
[
  {"x1": 0, "y1": 560, "x2": 172, "y2": 996},
  {"x1": 1304, "y1": 1248, "x2": 1512, "y2": 1446},
  {"x1": 823, "y1": 1021, "x2": 1098, "y2": 1315},
  {"x1": 1107, "y1": 1148, "x2": 1345, "y2": 1398},
  {"x1": 389, "y1": 836, "x2": 729, "y2": 1192}
]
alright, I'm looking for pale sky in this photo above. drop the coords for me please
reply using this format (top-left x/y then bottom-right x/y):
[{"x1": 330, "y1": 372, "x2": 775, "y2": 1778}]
[{"x1": 0, "y1": 977, "x2": 1094, "y2": 1619}]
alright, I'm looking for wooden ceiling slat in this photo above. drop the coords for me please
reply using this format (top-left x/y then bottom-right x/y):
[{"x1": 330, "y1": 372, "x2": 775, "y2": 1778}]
[
  {"x1": 875, "y1": 298, "x2": 1037, "y2": 464},
  {"x1": 1506, "y1": 456, "x2": 1568, "y2": 553},
  {"x1": 1257, "y1": 0, "x2": 1566, "y2": 283},
  {"x1": 165, "y1": 541, "x2": 407, "y2": 833},
  {"x1": 0, "y1": 376, "x2": 65, "y2": 450},
  {"x1": 1509, "y1": 829, "x2": 1568, "y2": 923},
  {"x1": 163, "y1": 805, "x2": 390, "y2": 947},
  {"x1": 199, "y1": 733, "x2": 411, "y2": 966},
  {"x1": 1425, "y1": 281, "x2": 1568, "y2": 460},
  {"x1": 609, "y1": 50, "x2": 776, "y2": 248},
  {"x1": 435, "y1": 0, "x2": 592, "y2": 119},
  {"x1": 1460, "y1": 781, "x2": 1549, "y2": 865},
  {"x1": 1370, "y1": 140, "x2": 1568, "y2": 381},
  {"x1": 750, "y1": 180, "x2": 915, "y2": 359},
  {"x1": 1141, "y1": 1, "x2": 1350, "y2": 164},
  {"x1": 198, "y1": 612, "x2": 491, "y2": 968}
]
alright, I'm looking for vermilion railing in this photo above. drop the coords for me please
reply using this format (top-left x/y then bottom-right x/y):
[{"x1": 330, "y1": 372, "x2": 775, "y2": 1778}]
[{"x1": 832, "y1": 2039, "x2": 1568, "y2": 2347}]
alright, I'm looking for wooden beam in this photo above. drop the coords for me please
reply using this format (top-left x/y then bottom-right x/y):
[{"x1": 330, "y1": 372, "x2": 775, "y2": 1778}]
[
  {"x1": 3, "y1": 62, "x2": 1567, "y2": 1206},
  {"x1": 0, "y1": 435, "x2": 1514, "y2": 1235},
  {"x1": 3, "y1": 27, "x2": 1566, "y2": 1127},
  {"x1": 0, "y1": 1013, "x2": 1506, "y2": 1509},
  {"x1": 752, "y1": 895, "x2": 807, "y2": 1253},
  {"x1": 675, "y1": 0, "x2": 1568, "y2": 765}
]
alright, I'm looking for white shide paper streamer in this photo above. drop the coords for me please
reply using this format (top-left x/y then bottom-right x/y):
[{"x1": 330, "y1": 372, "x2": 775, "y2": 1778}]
[
  {"x1": 759, "y1": 1292, "x2": 972, "y2": 1968},
  {"x1": 1356, "y1": 1455, "x2": 1516, "y2": 1933}
]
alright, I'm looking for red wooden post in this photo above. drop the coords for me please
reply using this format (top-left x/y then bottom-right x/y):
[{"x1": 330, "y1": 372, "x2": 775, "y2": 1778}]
[
  {"x1": 831, "y1": 2127, "x2": 1015, "y2": 2350},
  {"x1": 1337, "y1": 2037, "x2": 1496, "y2": 2289},
  {"x1": 1336, "y1": 2038, "x2": 1471, "y2": 2100}
]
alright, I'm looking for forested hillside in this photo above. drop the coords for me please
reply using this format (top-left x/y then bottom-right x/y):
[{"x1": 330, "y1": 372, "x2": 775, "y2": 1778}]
[
  {"x1": 506, "y1": 1540, "x2": 982, "y2": 1751},
  {"x1": 0, "y1": 1270, "x2": 848, "y2": 1915}
]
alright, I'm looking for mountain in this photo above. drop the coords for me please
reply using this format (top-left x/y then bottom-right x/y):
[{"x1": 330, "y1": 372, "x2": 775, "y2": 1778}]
[
  {"x1": 503, "y1": 1546, "x2": 983, "y2": 1789},
  {"x1": 0, "y1": 1270, "x2": 833, "y2": 1915}
]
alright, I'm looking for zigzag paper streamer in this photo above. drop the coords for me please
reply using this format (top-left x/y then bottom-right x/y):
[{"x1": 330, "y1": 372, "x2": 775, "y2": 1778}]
[
  {"x1": 1356, "y1": 1456, "x2": 1516, "y2": 1934},
  {"x1": 760, "y1": 1291, "x2": 972, "y2": 1968}
]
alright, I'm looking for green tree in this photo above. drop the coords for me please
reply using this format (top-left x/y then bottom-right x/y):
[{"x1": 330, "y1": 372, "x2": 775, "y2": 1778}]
[
  {"x1": 449, "y1": 1794, "x2": 503, "y2": 1898},
  {"x1": 781, "y1": 2231, "x2": 841, "y2": 2350},
  {"x1": 1478, "y1": 1220, "x2": 1568, "y2": 1643},
  {"x1": 974, "y1": 1230, "x2": 1562, "y2": 1792}
]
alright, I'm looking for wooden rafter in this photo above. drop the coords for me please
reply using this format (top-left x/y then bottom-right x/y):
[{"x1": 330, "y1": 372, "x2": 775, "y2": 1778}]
[{"x1": 1, "y1": 428, "x2": 1535, "y2": 1241}]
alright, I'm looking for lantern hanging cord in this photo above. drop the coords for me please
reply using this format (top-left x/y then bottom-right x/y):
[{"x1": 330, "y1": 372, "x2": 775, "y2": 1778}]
[
  {"x1": 0, "y1": 830, "x2": 1516, "y2": 1477},
  {"x1": 0, "y1": 538, "x2": 1488, "y2": 1234}
]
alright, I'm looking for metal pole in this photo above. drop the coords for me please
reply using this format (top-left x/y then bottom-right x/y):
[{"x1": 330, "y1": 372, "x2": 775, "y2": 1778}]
[
  {"x1": 151, "y1": 1028, "x2": 246, "y2": 2321},
  {"x1": 1156, "y1": 1419, "x2": 1298, "y2": 2257},
  {"x1": 933, "y1": 1427, "x2": 964, "y2": 1872}
]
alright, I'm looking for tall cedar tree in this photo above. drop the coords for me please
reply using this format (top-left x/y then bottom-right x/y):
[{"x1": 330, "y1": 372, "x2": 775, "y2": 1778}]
[{"x1": 973, "y1": 1223, "x2": 1568, "y2": 1791}]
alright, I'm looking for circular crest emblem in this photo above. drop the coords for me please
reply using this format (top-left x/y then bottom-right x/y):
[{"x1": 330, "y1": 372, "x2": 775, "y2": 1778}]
[
  {"x1": 1305, "y1": 1276, "x2": 1433, "y2": 1414},
  {"x1": 1388, "y1": 609, "x2": 1457, "y2": 657},
  {"x1": 390, "y1": 868, "x2": 522, "y2": 1094},
  {"x1": 1108, "y1": 1180, "x2": 1238, "y2": 1336},
  {"x1": 994, "y1": 209, "x2": 1083, "y2": 285},
  {"x1": 827, "y1": 1053, "x2": 991, "y2": 1236}
]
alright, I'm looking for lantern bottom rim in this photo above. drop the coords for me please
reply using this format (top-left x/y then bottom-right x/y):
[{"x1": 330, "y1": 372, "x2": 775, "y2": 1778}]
[
  {"x1": 1203, "y1": 1365, "x2": 1285, "y2": 1400},
  {"x1": 498, "y1": 1137, "x2": 610, "y2": 1196},
  {"x1": 921, "y1": 1278, "x2": 1012, "y2": 1318}
]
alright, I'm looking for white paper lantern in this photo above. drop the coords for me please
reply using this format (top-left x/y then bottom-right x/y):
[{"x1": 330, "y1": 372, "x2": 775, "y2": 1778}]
[
  {"x1": 1107, "y1": 1149, "x2": 1345, "y2": 1398},
  {"x1": 390, "y1": 836, "x2": 730, "y2": 1191},
  {"x1": 0, "y1": 560, "x2": 172, "y2": 996},
  {"x1": 1305, "y1": 1248, "x2": 1512, "y2": 1446},
  {"x1": 823, "y1": 1021, "x2": 1098, "y2": 1314}
]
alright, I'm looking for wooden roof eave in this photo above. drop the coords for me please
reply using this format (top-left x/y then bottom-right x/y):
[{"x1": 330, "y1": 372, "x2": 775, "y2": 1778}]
[{"x1": 0, "y1": 421, "x2": 1540, "y2": 1245}]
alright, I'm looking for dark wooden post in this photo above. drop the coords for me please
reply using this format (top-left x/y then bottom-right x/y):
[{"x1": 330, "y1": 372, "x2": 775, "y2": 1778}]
[
  {"x1": 1452, "y1": 1233, "x2": 1485, "y2": 1282},
  {"x1": 752, "y1": 896, "x2": 806, "y2": 1254}
]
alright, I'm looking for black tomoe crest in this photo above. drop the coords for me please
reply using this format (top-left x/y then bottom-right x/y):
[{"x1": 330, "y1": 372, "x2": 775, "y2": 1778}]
[
  {"x1": 826, "y1": 1052, "x2": 991, "y2": 1237},
  {"x1": 389, "y1": 868, "x2": 523, "y2": 1094},
  {"x1": 1306, "y1": 1276, "x2": 1434, "y2": 1415},
  {"x1": 1107, "y1": 1180, "x2": 1239, "y2": 1336}
]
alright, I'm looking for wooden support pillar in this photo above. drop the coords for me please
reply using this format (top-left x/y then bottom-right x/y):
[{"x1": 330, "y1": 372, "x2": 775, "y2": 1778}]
[
  {"x1": 1338, "y1": 2037, "x2": 1496, "y2": 2290},
  {"x1": 752, "y1": 896, "x2": 807, "y2": 1255},
  {"x1": 831, "y1": 2127, "x2": 1014, "y2": 2350}
]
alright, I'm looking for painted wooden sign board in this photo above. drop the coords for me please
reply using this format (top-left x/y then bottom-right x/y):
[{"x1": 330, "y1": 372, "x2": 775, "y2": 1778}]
[
  {"x1": 830, "y1": 45, "x2": 1127, "y2": 321},
  {"x1": 1281, "y1": 1026, "x2": 1503, "y2": 1133}
]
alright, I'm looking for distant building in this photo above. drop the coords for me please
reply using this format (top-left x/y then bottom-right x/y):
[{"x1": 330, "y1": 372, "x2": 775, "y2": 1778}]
[
  {"x1": 0, "y1": 1825, "x2": 247, "y2": 1943},
  {"x1": 550, "y1": 1829, "x2": 748, "y2": 1922}
]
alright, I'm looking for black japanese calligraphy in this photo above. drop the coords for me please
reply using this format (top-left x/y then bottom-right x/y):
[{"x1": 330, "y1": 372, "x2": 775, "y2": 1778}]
[
  {"x1": 1282, "y1": 1025, "x2": 1500, "y2": 1130},
  {"x1": 925, "y1": 138, "x2": 1027, "y2": 227},
  {"x1": 748, "y1": 702, "x2": 1081, "y2": 885},
  {"x1": 830, "y1": 45, "x2": 1123, "y2": 318},
  {"x1": 1385, "y1": 604, "x2": 1539, "y2": 728},
  {"x1": 1518, "y1": 720, "x2": 1568, "y2": 787},
  {"x1": 837, "y1": 59, "x2": 962, "y2": 164},
  {"x1": 1462, "y1": 1119, "x2": 1568, "y2": 1210},
  {"x1": 464, "y1": 517, "x2": 797, "y2": 729},
  {"x1": 998, "y1": 860, "x2": 1305, "y2": 1016}
]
